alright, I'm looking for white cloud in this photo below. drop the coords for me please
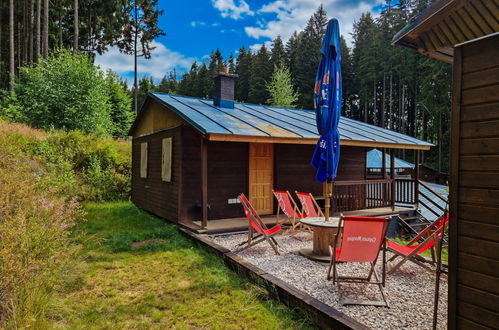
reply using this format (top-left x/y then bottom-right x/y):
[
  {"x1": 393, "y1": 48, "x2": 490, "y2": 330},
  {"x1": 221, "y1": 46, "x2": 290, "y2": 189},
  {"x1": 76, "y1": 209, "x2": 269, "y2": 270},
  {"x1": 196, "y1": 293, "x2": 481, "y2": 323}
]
[
  {"x1": 211, "y1": 22, "x2": 220, "y2": 27},
  {"x1": 244, "y1": 0, "x2": 383, "y2": 46},
  {"x1": 211, "y1": 0, "x2": 254, "y2": 19},
  {"x1": 249, "y1": 41, "x2": 272, "y2": 53},
  {"x1": 94, "y1": 41, "x2": 194, "y2": 85},
  {"x1": 190, "y1": 21, "x2": 207, "y2": 27}
]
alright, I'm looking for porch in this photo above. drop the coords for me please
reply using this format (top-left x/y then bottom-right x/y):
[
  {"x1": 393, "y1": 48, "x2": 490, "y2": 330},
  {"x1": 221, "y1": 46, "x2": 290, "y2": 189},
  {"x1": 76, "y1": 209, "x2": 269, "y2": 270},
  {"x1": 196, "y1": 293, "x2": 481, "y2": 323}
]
[{"x1": 190, "y1": 204, "x2": 414, "y2": 235}]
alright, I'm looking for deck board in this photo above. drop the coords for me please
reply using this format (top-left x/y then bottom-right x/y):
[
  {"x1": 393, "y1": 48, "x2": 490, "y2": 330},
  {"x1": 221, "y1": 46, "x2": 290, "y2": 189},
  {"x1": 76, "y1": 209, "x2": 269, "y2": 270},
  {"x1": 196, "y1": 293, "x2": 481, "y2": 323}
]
[{"x1": 191, "y1": 206, "x2": 413, "y2": 234}]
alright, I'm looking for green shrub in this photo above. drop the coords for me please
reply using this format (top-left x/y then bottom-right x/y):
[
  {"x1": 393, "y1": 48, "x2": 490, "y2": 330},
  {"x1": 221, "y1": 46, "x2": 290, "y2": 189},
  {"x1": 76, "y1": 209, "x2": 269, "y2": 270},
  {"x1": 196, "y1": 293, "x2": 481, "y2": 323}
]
[
  {"x1": 0, "y1": 122, "x2": 131, "y2": 201},
  {"x1": 15, "y1": 49, "x2": 113, "y2": 135}
]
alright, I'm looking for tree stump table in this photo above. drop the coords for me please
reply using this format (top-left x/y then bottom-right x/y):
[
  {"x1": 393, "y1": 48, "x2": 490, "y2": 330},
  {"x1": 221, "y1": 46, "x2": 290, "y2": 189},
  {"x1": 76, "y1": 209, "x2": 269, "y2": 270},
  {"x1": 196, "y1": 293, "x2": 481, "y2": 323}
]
[{"x1": 299, "y1": 217, "x2": 340, "y2": 262}]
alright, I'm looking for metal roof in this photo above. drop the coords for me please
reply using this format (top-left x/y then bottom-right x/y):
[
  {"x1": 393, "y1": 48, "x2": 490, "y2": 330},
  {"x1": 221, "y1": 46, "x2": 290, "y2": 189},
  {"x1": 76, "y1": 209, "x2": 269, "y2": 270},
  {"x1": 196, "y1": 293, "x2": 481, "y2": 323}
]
[
  {"x1": 366, "y1": 149, "x2": 415, "y2": 169},
  {"x1": 142, "y1": 93, "x2": 433, "y2": 149}
]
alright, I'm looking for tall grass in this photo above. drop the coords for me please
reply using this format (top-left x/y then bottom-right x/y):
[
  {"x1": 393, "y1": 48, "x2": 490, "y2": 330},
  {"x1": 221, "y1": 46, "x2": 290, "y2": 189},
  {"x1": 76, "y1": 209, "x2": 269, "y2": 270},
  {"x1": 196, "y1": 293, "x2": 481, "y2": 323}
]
[{"x1": 0, "y1": 122, "x2": 130, "y2": 327}]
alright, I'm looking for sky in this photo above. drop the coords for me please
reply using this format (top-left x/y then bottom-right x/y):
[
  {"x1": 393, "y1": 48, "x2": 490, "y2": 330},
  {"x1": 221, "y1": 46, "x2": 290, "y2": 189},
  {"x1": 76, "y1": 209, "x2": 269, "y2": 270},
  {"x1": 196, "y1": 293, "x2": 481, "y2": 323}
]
[{"x1": 95, "y1": 0, "x2": 384, "y2": 85}]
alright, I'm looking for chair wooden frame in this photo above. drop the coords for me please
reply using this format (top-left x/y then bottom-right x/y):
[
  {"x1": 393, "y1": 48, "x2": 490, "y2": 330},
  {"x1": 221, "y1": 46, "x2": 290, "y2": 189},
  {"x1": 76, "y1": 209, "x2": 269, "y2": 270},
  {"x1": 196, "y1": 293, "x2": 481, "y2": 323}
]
[
  {"x1": 272, "y1": 190, "x2": 308, "y2": 235},
  {"x1": 236, "y1": 193, "x2": 283, "y2": 255},
  {"x1": 295, "y1": 191, "x2": 324, "y2": 218},
  {"x1": 327, "y1": 216, "x2": 390, "y2": 307},
  {"x1": 387, "y1": 222, "x2": 447, "y2": 274}
]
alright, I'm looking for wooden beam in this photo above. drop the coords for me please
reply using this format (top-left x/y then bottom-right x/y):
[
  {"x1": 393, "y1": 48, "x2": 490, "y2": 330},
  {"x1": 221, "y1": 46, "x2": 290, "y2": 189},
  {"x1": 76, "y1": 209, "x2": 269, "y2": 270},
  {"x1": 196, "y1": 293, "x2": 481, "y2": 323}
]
[
  {"x1": 207, "y1": 134, "x2": 432, "y2": 150},
  {"x1": 414, "y1": 150, "x2": 420, "y2": 208},
  {"x1": 390, "y1": 149, "x2": 395, "y2": 211},
  {"x1": 201, "y1": 137, "x2": 208, "y2": 228},
  {"x1": 448, "y1": 44, "x2": 463, "y2": 330}
]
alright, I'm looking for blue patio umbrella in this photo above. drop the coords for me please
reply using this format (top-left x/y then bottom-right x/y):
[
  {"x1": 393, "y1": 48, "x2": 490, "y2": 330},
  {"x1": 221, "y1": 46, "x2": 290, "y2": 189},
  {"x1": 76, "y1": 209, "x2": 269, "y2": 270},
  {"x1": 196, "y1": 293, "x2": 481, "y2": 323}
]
[
  {"x1": 311, "y1": 18, "x2": 342, "y2": 183},
  {"x1": 311, "y1": 19, "x2": 342, "y2": 221}
]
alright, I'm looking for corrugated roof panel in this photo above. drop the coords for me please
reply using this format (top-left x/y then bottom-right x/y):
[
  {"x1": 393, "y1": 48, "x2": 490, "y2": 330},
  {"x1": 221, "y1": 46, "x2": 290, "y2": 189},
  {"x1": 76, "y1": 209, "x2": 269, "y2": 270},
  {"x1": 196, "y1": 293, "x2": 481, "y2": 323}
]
[
  {"x1": 238, "y1": 104, "x2": 317, "y2": 137},
  {"x1": 170, "y1": 96, "x2": 268, "y2": 137},
  {"x1": 366, "y1": 149, "x2": 415, "y2": 168},
  {"x1": 149, "y1": 93, "x2": 434, "y2": 148}
]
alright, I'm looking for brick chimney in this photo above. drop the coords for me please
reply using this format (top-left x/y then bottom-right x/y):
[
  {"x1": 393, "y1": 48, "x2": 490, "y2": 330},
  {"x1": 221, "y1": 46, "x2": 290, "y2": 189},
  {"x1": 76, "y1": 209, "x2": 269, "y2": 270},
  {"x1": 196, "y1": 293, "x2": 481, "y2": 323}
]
[{"x1": 213, "y1": 67, "x2": 238, "y2": 109}]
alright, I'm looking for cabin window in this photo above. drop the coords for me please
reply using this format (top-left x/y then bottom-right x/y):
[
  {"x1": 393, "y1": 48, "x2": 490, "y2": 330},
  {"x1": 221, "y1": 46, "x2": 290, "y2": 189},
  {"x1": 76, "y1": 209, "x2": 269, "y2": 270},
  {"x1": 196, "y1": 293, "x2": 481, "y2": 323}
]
[
  {"x1": 162, "y1": 138, "x2": 172, "y2": 182},
  {"x1": 140, "y1": 142, "x2": 148, "y2": 178}
]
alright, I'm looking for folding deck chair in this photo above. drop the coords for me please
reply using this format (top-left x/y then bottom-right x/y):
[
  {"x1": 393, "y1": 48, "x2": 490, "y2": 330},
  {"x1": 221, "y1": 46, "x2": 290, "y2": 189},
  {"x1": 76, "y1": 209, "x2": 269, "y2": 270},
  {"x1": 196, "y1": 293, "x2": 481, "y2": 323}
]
[
  {"x1": 295, "y1": 191, "x2": 324, "y2": 218},
  {"x1": 387, "y1": 213, "x2": 448, "y2": 274},
  {"x1": 272, "y1": 190, "x2": 307, "y2": 235},
  {"x1": 236, "y1": 193, "x2": 283, "y2": 255},
  {"x1": 327, "y1": 216, "x2": 390, "y2": 307}
]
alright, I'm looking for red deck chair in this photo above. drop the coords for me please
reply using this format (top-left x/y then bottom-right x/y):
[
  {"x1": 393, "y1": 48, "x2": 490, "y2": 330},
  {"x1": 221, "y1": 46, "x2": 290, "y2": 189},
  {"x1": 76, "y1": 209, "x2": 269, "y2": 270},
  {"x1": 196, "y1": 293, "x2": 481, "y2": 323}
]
[
  {"x1": 295, "y1": 191, "x2": 324, "y2": 218},
  {"x1": 327, "y1": 216, "x2": 390, "y2": 307},
  {"x1": 236, "y1": 193, "x2": 283, "y2": 255},
  {"x1": 272, "y1": 190, "x2": 307, "y2": 235},
  {"x1": 387, "y1": 212, "x2": 448, "y2": 274}
]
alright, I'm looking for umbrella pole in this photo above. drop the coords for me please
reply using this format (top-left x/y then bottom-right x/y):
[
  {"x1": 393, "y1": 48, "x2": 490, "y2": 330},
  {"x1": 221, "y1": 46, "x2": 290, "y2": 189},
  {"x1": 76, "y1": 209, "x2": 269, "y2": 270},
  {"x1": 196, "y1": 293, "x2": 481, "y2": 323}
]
[{"x1": 324, "y1": 182, "x2": 330, "y2": 221}]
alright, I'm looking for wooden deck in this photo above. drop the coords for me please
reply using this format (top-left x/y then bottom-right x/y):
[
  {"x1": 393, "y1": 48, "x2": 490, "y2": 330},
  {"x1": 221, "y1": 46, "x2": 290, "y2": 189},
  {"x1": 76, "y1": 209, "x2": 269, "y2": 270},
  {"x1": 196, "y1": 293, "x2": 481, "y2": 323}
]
[{"x1": 188, "y1": 206, "x2": 413, "y2": 234}]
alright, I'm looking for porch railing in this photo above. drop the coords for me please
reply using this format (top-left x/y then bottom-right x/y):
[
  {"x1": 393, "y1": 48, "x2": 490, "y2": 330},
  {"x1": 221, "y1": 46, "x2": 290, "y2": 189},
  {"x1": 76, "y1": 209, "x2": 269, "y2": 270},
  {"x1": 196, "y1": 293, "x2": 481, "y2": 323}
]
[{"x1": 330, "y1": 178, "x2": 416, "y2": 213}]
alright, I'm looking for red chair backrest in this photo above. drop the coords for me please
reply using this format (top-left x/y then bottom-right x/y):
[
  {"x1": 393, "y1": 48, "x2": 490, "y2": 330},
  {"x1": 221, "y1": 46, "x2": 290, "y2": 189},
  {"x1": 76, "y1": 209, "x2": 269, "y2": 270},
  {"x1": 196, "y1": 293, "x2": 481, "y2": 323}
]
[
  {"x1": 238, "y1": 193, "x2": 268, "y2": 234},
  {"x1": 295, "y1": 192, "x2": 319, "y2": 218},
  {"x1": 273, "y1": 190, "x2": 299, "y2": 218},
  {"x1": 337, "y1": 216, "x2": 388, "y2": 263}
]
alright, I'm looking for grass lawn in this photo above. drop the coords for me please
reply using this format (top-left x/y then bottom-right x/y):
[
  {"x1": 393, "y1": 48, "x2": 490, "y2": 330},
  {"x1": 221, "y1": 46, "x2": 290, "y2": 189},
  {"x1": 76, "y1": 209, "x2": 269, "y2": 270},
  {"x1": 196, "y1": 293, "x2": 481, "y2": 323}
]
[{"x1": 49, "y1": 202, "x2": 315, "y2": 329}]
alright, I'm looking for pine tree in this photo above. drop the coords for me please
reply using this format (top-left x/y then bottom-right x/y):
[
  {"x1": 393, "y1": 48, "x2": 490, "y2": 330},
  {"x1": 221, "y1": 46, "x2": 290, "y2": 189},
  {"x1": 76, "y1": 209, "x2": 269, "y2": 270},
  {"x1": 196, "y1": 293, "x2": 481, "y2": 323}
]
[
  {"x1": 248, "y1": 44, "x2": 272, "y2": 104},
  {"x1": 227, "y1": 53, "x2": 235, "y2": 73},
  {"x1": 234, "y1": 46, "x2": 252, "y2": 102},
  {"x1": 292, "y1": 5, "x2": 328, "y2": 108},
  {"x1": 267, "y1": 63, "x2": 298, "y2": 108},
  {"x1": 270, "y1": 35, "x2": 285, "y2": 68}
]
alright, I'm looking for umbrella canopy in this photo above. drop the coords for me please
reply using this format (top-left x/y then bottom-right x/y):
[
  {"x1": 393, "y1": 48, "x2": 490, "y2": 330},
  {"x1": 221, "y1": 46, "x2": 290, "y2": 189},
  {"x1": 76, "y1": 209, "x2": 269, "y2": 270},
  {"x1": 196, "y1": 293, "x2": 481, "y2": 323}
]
[{"x1": 311, "y1": 19, "x2": 342, "y2": 183}]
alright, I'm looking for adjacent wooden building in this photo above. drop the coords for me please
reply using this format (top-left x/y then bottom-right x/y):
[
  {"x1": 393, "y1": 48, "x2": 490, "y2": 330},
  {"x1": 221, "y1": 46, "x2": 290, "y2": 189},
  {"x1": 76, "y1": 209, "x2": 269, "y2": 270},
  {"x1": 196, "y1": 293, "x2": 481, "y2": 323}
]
[
  {"x1": 393, "y1": 0, "x2": 499, "y2": 328},
  {"x1": 129, "y1": 72, "x2": 432, "y2": 231}
]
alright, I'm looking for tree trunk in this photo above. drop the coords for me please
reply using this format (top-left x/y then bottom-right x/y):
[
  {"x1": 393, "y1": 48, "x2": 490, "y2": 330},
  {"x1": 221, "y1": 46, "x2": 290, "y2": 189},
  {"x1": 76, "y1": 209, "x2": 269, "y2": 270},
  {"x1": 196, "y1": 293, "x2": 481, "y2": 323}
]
[
  {"x1": 381, "y1": 73, "x2": 385, "y2": 128},
  {"x1": 389, "y1": 74, "x2": 393, "y2": 129},
  {"x1": 42, "y1": 0, "x2": 48, "y2": 58},
  {"x1": 9, "y1": 0, "x2": 15, "y2": 89},
  {"x1": 373, "y1": 79, "x2": 376, "y2": 125},
  {"x1": 363, "y1": 88, "x2": 367, "y2": 123},
  {"x1": 29, "y1": 0, "x2": 34, "y2": 63},
  {"x1": 74, "y1": 0, "x2": 78, "y2": 51},
  {"x1": 35, "y1": 0, "x2": 41, "y2": 61},
  {"x1": 134, "y1": 3, "x2": 138, "y2": 115}
]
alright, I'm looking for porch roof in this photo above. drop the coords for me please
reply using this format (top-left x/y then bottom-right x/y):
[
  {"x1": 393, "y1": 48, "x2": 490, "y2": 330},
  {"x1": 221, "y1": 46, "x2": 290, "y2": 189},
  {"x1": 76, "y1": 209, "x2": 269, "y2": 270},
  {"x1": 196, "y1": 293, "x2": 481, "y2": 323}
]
[
  {"x1": 136, "y1": 93, "x2": 433, "y2": 150},
  {"x1": 367, "y1": 149, "x2": 415, "y2": 169}
]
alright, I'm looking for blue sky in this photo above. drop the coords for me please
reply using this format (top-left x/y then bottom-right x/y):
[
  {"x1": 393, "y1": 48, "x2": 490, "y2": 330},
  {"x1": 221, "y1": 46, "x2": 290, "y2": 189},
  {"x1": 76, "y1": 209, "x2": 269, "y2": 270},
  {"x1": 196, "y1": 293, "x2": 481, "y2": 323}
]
[{"x1": 95, "y1": 0, "x2": 384, "y2": 85}]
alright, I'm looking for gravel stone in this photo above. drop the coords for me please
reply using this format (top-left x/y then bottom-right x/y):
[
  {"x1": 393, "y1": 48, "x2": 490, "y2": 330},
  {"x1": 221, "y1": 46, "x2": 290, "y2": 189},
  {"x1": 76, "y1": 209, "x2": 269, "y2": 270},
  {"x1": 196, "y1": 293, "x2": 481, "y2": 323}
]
[{"x1": 212, "y1": 232, "x2": 448, "y2": 330}]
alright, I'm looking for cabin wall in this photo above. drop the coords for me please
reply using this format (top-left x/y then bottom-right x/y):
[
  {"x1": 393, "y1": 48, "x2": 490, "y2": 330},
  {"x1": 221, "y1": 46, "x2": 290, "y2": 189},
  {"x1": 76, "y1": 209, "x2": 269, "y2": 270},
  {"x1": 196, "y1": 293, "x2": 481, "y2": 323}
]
[
  {"x1": 274, "y1": 144, "x2": 367, "y2": 196},
  {"x1": 131, "y1": 127, "x2": 182, "y2": 222},
  {"x1": 449, "y1": 34, "x2": 499, "y2": 329}
]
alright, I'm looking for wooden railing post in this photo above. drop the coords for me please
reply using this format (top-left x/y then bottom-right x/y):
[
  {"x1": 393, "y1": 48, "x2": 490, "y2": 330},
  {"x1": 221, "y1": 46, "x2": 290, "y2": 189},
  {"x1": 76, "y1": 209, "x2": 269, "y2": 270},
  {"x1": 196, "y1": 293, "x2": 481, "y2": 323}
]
[
  {"x1": 414, "y1": 150, "x2": 420, "y2": 206},
  {"x1": 390, "y1": 149, "x2": 395, "y2": 211}
]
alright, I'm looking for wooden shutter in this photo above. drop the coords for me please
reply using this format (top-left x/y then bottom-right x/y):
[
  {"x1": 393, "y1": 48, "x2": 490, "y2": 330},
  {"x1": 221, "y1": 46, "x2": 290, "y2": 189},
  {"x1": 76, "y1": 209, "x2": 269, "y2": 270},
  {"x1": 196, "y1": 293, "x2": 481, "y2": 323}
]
[
  {"x1": 162, "y1": 138, "x2": 172, "y2": 182},
  {"x1": 140, "y1": 142, "x2": 148, "y2": 178}
]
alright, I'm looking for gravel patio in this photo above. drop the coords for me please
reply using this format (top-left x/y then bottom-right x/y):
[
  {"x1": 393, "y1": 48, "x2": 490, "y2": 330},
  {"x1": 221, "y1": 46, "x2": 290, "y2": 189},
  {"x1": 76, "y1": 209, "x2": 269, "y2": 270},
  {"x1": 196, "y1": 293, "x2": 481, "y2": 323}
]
[{"x1": 211, "y1": 233, "x2": 447, "y2": 330}]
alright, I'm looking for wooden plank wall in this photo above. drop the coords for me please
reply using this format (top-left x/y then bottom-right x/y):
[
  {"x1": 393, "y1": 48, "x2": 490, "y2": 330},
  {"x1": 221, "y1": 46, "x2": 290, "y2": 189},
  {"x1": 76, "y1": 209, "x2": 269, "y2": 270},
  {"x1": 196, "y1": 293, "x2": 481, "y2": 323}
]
[
  {"x1": 207, "y1": 141, "x2": 249, "y2": 219},
  {"x1": 179, "y1": 126, "x2": 202, "y2": 222},
  {"x1": 449, "y1": 34, "x2": 499, "y2": 329},
  {"x1": 274, "y1": 144, "x2": 367, "y2": 195},
  {"x1": 131, "y1": 127, "x2": 182, "y2": 221}
]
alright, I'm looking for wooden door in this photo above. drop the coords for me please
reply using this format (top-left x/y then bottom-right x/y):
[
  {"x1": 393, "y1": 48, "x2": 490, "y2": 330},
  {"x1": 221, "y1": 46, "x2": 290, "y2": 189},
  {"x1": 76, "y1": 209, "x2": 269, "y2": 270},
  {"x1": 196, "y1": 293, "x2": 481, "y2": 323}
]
[{"x1": 249, "y1": 143, "x2": 274, "y2": 215}]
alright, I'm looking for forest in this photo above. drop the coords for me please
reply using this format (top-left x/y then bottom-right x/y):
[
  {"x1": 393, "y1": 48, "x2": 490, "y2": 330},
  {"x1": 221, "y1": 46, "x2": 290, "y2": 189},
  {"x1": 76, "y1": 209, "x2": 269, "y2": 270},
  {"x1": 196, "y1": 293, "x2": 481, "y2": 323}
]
[
  {"x1": 0, "y1": 0, "x2": 450, "y2": 171},
  {"x1": 144, "y1": 1, "x2": 451, "y2": 173}
]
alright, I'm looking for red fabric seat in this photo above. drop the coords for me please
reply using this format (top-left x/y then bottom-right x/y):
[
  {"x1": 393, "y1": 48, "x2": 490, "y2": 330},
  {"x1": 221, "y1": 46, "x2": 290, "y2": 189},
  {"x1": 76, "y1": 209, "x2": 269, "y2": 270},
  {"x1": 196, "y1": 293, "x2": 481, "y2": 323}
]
[{"x1": 295, "y1": 191, "x2": 323, "y2": 218}]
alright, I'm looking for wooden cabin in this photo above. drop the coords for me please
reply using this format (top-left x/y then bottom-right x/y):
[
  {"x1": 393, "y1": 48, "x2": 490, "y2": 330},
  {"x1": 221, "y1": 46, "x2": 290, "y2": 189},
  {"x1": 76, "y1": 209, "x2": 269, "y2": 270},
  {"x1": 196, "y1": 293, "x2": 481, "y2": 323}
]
[
  {"x1": 393, "y1": 0, "x2": 498, "y2": 328},
  {"x1": 129, "y1": 72, "x2": 432, "y2": 232}
]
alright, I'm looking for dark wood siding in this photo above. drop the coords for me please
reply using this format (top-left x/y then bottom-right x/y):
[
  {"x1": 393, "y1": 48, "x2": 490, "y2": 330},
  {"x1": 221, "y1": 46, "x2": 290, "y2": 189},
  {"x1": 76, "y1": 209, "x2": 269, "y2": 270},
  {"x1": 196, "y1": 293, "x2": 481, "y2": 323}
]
[
  {"x1": 179, "y1": 126, "x2": 202, "y2": 222},
  {"x1": 274, "y1": 144, "x2": 367, "y2": 195},
  {"x1": 449, "y1": 34, "x2": 499, "y2": 329},
  {"x1": 131, "y1": 127, "x2": 182, "y2": 222},
  {"x1": 207, "y1": 141, "x2": 249, "y2": 220}
]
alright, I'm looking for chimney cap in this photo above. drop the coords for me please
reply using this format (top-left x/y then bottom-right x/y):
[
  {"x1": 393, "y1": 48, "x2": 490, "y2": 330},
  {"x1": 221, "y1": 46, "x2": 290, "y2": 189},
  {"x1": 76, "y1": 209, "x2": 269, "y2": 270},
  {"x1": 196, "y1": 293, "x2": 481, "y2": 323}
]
[{"x1": 214, "y1": 71, "x2": 238, "y2": 79}]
